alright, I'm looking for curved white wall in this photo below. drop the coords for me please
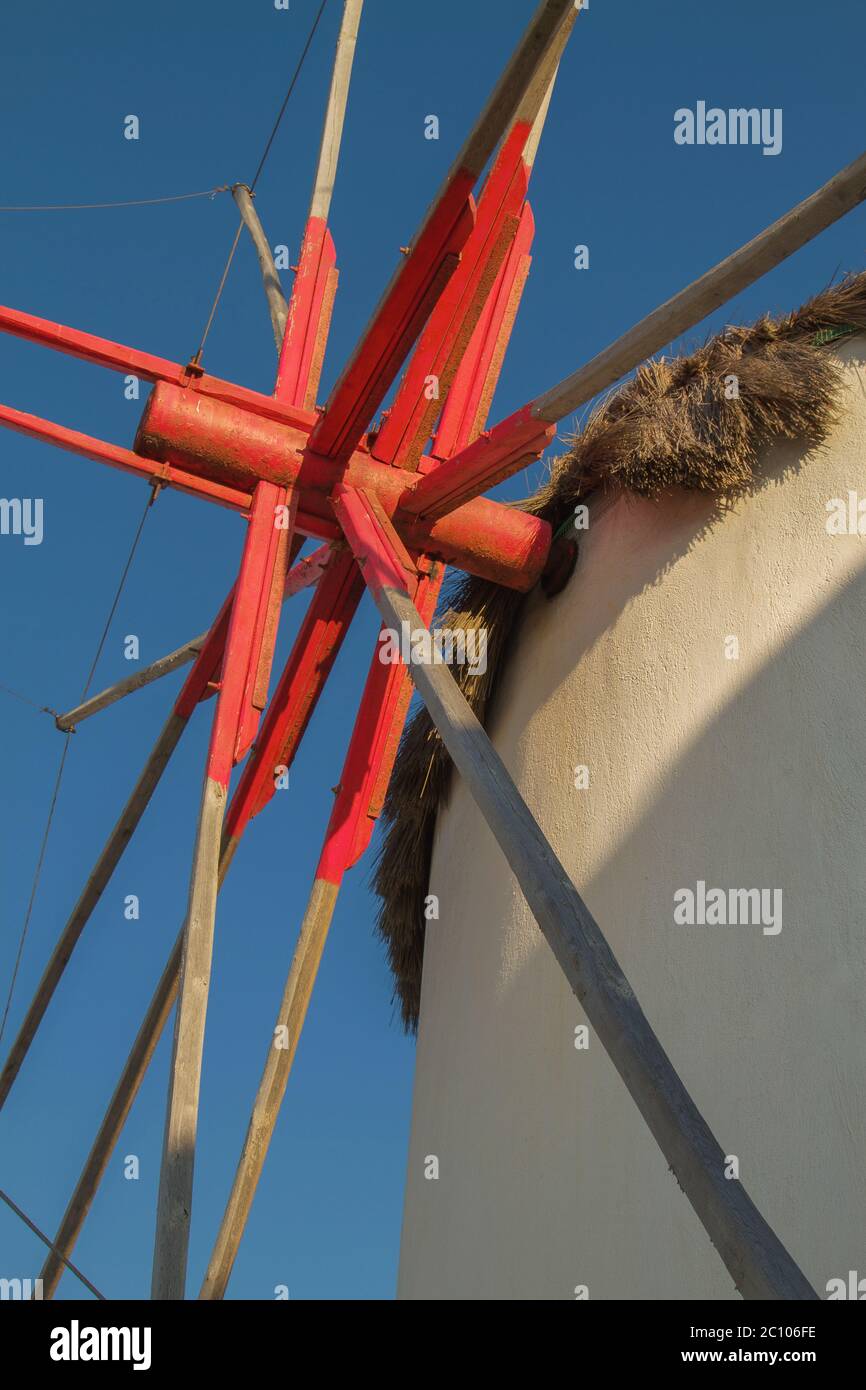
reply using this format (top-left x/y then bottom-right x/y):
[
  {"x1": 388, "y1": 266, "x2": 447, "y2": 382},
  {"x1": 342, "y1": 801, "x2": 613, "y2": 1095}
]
[{"x1": 398, "y1": 339, "x2": 866, "y2": 1301}]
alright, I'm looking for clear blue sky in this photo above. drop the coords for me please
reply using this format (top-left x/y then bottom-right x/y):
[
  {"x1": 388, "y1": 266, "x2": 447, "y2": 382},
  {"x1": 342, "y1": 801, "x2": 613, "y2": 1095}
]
[{"x1": 1, "y1": 0, "x2": 864, "y2": 1301}]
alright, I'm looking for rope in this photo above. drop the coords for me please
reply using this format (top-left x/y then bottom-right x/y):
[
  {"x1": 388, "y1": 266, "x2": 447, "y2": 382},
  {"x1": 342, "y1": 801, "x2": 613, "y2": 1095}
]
[
  {"x1": 190, "y1": 0, "x2": 330, "y2": 364},
  {"x1": 249, "y1": 0, "x2": 330, "y2": 196},
  {"x1": 0, "y1": 186, "x2": 230, "y2": 213},
  {"x1": 0, "y1": 683, "x2": 58, "y2": 719},
  {"x1": 0, "y1": 493, "x2": 154, "y2": 1047},
  {"x1": 0, "y1": 1186, "x2": 106, "y2": 1299}
]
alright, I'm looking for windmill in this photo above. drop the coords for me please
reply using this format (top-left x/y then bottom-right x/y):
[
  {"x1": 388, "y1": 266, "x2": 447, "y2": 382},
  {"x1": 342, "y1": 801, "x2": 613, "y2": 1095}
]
[{"x1": 2, "y1": 0, "x2": 865, "y2": 1301}]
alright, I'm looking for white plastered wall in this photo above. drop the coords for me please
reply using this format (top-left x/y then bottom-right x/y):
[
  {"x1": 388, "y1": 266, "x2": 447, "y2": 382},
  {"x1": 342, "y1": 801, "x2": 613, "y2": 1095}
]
[{"x1": 398, "y1": 339, "x2": 866, "y2": 1301}]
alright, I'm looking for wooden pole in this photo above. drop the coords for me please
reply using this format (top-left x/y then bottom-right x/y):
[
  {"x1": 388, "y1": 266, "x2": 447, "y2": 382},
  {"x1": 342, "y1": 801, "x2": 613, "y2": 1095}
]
[
  {"x1": 54, "y1": 542, "x2": 331, "y2": 732},
  {"x1": 530, "y1": 148, "x2": 866, "y2": 425},
  {"x1": 198, "y1": 876, "x2": 338, "y2": 1300},
  {"x1": 232, "y1": 184, "x2": 289, "y2": 350},
  {"x1": 442, "y1": 0, "x2": 573, "y2": 188},
  {"x1": 55, "y1": 641, "x2": 206, "y2": 732},
  {"x1": 308, "y1": 0, "x2": 364, "y2": 225},
  {"x1": 370, "y1": 587, "x2": 817, "y2": 1301},
  {"x1": 0, "y1": 709, "x2": 187, "y2": 1110},
  {"x1": 151, "y1": 481, "x2": 288, "y2": 1300}
]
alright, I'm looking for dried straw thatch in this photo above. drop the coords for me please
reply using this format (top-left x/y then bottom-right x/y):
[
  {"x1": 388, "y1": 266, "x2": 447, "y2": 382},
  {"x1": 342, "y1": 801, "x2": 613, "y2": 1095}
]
[{"x1": 373, "y1": 271, "x2": 866, "y2": 1031}]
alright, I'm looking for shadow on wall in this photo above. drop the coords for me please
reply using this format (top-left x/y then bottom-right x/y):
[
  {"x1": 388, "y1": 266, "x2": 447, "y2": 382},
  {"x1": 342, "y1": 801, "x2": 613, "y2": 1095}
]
[{"x1": 405, "y1": 413, "x2": 866, "y2": 1299}]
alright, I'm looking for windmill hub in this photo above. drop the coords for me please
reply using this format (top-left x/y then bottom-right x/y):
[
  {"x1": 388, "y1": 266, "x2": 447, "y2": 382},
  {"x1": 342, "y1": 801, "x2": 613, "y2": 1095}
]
[{"x1": 134, "y1": 380, "x2": 551, "y2": 591}]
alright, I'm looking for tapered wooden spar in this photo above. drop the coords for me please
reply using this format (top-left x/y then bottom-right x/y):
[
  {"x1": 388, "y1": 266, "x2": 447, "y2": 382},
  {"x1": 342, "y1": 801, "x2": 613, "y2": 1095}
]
[
  {"x1": 200, "y1": 565, "x2": 444, "y2": 1299},
  {"x1": 308, "y1": 0, "x2": 575, "y2": 462},
  {"x1": 309, "y1": 0, "x2": 364, "y2": 224},
  {"x1": 52, "y1": 540, "x2": 325, "y2": 732},
  {"x1": 276, "y1": 0, "x2": 363, "y2": 405},
  {"x1": 402, "y1": 144, "x2": 866, "y2": 522},
  {"x1": 152, "y1": 481, "x2": 289, "y2": 1301},
  {"x1": 335, "y1": 484, "x2": 817, "y2": 1301},
  {"x1": 232, "y1": 185, "x2": 289, "y2": 350},
  {"x1": 531, "y1": 145, "x2": 866, "y2": 425},
  {"x1": 54, "y1": 638, "x2": 206, "y2": 732}
]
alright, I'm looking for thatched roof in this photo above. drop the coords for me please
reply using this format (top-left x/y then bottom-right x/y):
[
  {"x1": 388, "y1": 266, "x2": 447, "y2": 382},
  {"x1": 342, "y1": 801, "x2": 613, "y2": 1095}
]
[{"x1": 373, "y1": 271, "x2": 866, "y2": 1031}]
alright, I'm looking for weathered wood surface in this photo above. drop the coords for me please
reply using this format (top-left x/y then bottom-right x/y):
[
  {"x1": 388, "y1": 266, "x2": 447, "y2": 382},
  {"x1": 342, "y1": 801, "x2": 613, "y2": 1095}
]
[
  {"x1": 55, "y1": 642, "x2": 205, "y2": 731},
  {"x1": 309, "y1": 0, "x2": 365, "y2": 223},
  {"x1": 199, "y1": 877, "x2": 339, "y2": 1300},
  {"x1": 232, "y1": 184, "x2": 289, "y2": 349}
]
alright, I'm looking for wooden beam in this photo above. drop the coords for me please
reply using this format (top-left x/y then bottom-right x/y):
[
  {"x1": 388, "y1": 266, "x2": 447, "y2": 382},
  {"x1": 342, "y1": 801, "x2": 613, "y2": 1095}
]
[
  {"x1": 335, "y1": 488, "x2": 817, "y2": 1302},
  {"x1": 402, "y1": 145, "x2": 866, "y2": 519},
  {"x1": 38, "y1": 924, "x2": 183, "y2": 1298},
  {"x1": 444, "y1": 0, "x2": 574, "y2": 186},
  {"x1": 53, "y1": 542, "x2": 331, "y2": 732},
  {"x1": 398, "y1": 401, "x2": 554, "y2": 520},
  {"x1": 369, "y1": 10, "x2": 574, "y2": 474},
  {"x1": 232, "y1": 185, "x2": 289, "y2": 350},
  {"x1": 531, "y1": 146, "x2": 866, "y2": 425},
  {"x1": 274, "y1": 0, "x2": 364, "y2": 407},
  {"x1": 198, "y1": 876, "x2": 337, "y2": 1300},
  {"x1": 54, "y1": 640, "x2": 207, "y2": 732},
  {"x1": 308, "y1": 0, "x2": 364, "y2": 225},
  {"x1": 151, "y1": 481, "x2": 288, "y2": 1300}
]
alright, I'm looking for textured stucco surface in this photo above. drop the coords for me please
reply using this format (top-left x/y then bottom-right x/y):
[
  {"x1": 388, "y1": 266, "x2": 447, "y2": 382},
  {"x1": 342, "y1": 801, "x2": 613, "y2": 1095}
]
[{"x1": 398, "y1": 339, "x2": 866, "y2": 1301}]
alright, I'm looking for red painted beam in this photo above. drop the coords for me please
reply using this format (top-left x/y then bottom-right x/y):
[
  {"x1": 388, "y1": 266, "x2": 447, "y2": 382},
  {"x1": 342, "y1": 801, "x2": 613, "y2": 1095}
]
[
  {"x1": 224, "y1": 552, "x2": 365, "y2": 841},
  {"x1": 397, "y1": 401, "x2": 555, "y2": 523},
  {"x1": 0, "y1": 304, "x2": 315, "y2": 433},
  {"x1": 317, "y1": 561, "x2": 445, "y2": 884},
  {"x1": 0, "y1": 401, "x2": 253, "y2": 513},
  {"x1": 174, "y1": 590, "x2": 235, "y2": 720},
  {"x1": 434, "y1": 201, "x2": 535, "y2": 460},
  {"x1": 234, "y1": 486, "x2": 294, "y2": 765},
  {"x1": 336, "y1": 486, "x2": 416, "y2": 607},
  {"x1": 276, "y1": 217, "x2": 338, "y2": 410},
  {"x1": 371, "y1": 121, "x2": 531, "y2": 472},
  {"x1": 206, "y1": 481, "x2": 285, "y2": 789},
  {"x1": 331, "y1": 484, "x2": 418, "y2": 599},
  {"x1": 308, "y1": 185, "x2": 477, "y2": 463},
  {"x1": 172, "y1": 535, "x2": 319, "y2": 727}
]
